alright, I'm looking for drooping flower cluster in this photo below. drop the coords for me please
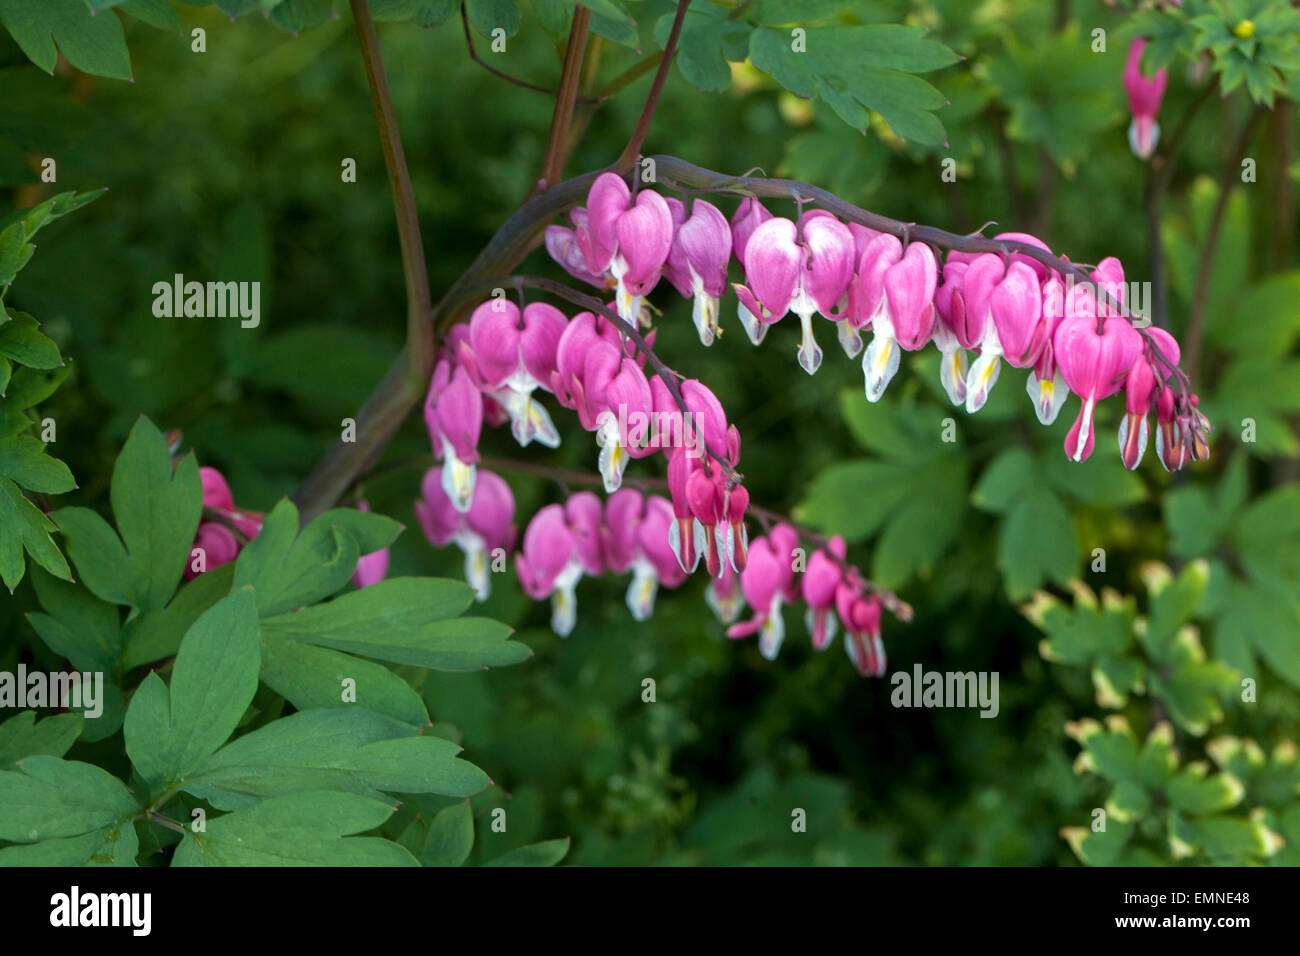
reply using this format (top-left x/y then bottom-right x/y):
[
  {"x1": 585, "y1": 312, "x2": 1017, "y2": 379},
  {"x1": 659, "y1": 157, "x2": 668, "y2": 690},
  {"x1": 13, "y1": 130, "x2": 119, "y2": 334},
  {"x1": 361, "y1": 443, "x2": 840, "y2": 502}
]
[
  {"x1": 544, "y1": 172, "x2": 1210, "y2": 472},
  {"x1": 726, "y1": 528, "x2": 902, "y2": 677},
  {"x1": 512, "y1": 488, "x2": 687, "y2": 636},
  {"x1": 413, "y1": 164, "x2": 1213, "y2": 679}
]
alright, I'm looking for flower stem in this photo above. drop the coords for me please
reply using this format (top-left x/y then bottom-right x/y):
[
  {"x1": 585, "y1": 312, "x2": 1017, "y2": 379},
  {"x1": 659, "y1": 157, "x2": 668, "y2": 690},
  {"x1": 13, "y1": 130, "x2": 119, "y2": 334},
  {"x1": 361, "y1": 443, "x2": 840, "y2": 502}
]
[
  {"x1": 349, "y1": 0, "x2": 434, "y2": 390},
  {"x1": 615, "y1": 0, "x2": 691, "y2": 171},
  {"x1": 536, "y1": 6, "x2": 592, "y2": 193}
]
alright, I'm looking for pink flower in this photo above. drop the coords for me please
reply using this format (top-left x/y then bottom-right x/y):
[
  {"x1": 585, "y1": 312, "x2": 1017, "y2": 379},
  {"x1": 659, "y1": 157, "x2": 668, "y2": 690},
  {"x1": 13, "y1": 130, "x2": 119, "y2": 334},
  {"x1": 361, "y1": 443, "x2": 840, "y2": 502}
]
[
  {"x1": 1027, "y1": 274, "x2": 1072, "y2": 426},
  {"x1": 184, "y1": 522, "x2": 239, "y2": 580},
  {"x1": 705, "y1": 560, "x2": 746, "y2": 625},
  {"x1": 602, "y1": 489, "x2": 686, "y2": 621},
  {"x1": 960, "y1": 255, "x2": 1045, "y2": 412},
  {"x1": 417, "y1": 468, "x2": 516, "y2": 600},
  {"x1": 515, "y1": 503, "x2": 586, "y2": 637},
  {"x1": 732, "y1": 217, "x2": 802, "y2": 347},
  {"x1": 350, "y1": 501, "x2": 390, "y2": 589},
  {"x1": 860, "y1": 241, "x2": 938, "y2": 402},
  {"x1": 545, "y1": 209, "x2": 608, "y2": 289},
  {"x1": 732, "y1": 213, "x2": 856, "y2": 374},
  {"x1": 1053, "y1": 313, "x2": 1144, "y2": 462},
  {"x1": 726, "y1": 527, "x2": 798, "y2": 660},
  {"x1": 1119, "y1": 328, "x2": 1180, "y2": 470},
  {"x1": 663, "y1": 198, "x2": 732, "y2": 346},
  {"x1": 200, "y1": 466, "x2": 235, "y2": 511},
  {"x1": 463, "y1": 299, "x2": 567, "y2": 449},
  {"x1": 730, "y1": 196, "x2": 773, "y2": 264},
  {"x1": 802, "y1": 536, "x2": 845, "y2": 651},
  {"x1": 424, "y1": 356, "x2": 483, "y2": 512},
  {"x1": 578, "y1": 344, "x2": 654, "y2": 492},
  {"x1": 1125, "y1": 38, "x2": 1167, "y2": 161},
  {"x1": 187, "y1": 466, "x2": 262, "y2": 578},
  {"x1": 585, "y1": 173, "x2": 674, "y2": 325},
  {"x1": 836, "y1": 585, "x2": 885, "y2": 677}
]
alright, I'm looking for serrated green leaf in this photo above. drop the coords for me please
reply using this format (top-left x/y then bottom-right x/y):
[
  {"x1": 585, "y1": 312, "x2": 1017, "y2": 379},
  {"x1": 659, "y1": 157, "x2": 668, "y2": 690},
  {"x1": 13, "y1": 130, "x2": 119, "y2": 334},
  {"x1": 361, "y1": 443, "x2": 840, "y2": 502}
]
[
  {"x1": 0, "y1": 0, "x2": 132, "y2": 80},
  {"x1": 0, "y1": 311, "x2": 61, "y2": 368},
  {"x1": 0, "y1": 434, "x2": 74, "y2": 493},
  {"x1": 123, "y1": 588, "x2": 260, "y2": 790},
  {"x1": 261, "y1": 577, "x2": 529, "y2": 671},
  {"x1": 0, "y1": 710, "x2": 82, "y2": 768},
  {"x1": 0, "y1": 755, "x2": 137, "y2": 842},
  {"x1": 171, "y1": 791, "x2": 416, "y2": 866},
  {"x1": 0, "y1": 476, "x2": 70, "y2": 590}
]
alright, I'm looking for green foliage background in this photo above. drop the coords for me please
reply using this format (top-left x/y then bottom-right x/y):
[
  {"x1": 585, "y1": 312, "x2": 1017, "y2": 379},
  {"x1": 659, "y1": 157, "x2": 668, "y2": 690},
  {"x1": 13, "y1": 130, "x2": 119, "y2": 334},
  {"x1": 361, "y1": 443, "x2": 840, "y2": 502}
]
[{"x1": 1, "y1": 0, "x2": 1298, "y2": 865}]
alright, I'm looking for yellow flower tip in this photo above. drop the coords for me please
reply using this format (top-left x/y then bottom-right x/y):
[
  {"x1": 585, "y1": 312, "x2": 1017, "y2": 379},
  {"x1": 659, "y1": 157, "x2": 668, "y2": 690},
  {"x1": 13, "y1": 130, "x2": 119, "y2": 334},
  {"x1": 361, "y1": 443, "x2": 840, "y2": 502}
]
[{"x1": 1233, "y1": 19, "x2": 1255, "y2": 40}]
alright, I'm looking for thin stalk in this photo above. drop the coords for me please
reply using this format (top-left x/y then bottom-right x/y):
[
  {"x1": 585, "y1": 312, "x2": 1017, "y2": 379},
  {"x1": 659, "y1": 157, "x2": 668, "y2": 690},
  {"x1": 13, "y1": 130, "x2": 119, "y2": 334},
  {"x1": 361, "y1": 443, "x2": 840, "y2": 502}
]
[
  {"x1": 615, "y1": 0, "x2": 691, "y2": 170},
  {"x1": 536, "y1": 7, "x2": 592, "y2": 192},
  {"x1": 349, "y1": 0, "x2": 434, "y2": 390}
]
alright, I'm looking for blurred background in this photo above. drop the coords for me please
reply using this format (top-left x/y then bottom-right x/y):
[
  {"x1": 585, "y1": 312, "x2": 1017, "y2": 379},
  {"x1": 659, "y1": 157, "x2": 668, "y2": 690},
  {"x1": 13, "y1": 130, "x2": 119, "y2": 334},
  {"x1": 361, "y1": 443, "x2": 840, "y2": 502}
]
[{"x1": 2, "y1": 0, "x2": 1297, "y2": 864}]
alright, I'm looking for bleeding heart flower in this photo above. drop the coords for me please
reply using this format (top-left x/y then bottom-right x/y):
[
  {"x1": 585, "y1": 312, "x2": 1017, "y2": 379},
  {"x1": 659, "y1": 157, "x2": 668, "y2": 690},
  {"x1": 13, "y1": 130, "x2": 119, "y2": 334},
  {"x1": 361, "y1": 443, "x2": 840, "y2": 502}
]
[
  {"x1": 464, "y1": 299, "x2": 567, "y2": 449},
  {"x1": 1053, "y1": 313, "x2": 1144, "y2": 462},
  {"x1": 861, "y1": 242, "x2": 938, "y2": 402},
  {"x1": 802, "y1": 536, "x2": 845, "y2": 651},
  {"x1": 424, "y1": 357, "x2": 483, "y2": 513},
  {"x1": 1119, "y1": 328, "x2": 1181, "y2": 470},
  {"x1": 417, "y1": 467, "x2": 515, "y2": 600},
  {"x1": 1125, "y1": 38, "x2": 1167, "y2": 161},
  {"x1": 585, "y1": 173, "x2": 674, "y2": 325},
  {"x1": 664, "y1": 198, "x2": 733, "y2": 346}
]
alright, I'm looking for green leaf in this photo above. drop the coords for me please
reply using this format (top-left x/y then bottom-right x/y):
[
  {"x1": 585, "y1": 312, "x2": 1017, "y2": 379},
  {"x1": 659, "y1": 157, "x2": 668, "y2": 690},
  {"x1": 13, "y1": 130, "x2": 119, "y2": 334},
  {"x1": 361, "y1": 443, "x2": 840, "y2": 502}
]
[
  {"x1": 1064, "y1": 818, "x2": 1134, "y2": 866},
  {"x1": 0, "y1": 476, "x2": 71, "y2": 591},
  {"x1": 0, "y1": 711, "x2": 81, "y2": 768},
  {"x1": 0, "y1": 755, "x2": 137, "y2": 842},
  {"x1": 271, "y1": 0, "x2": 333, "y2": 33},
  {"x1": 119, "y1": 0, "x2": 182, "y2": 31},
  {"x1": 0, "y1": 311, "x2": 61, "y2": 368},
  {"x1": 111, "y1": 417, "x2": 203, "y2": 614},
  {"x1": 0, "y1": 0, "x2": 132, "y2": 80},
  {"x1": 421, "y1": 799, "x2": 474, "y2": 866},
  {"x1": 0, "y1": 819, "x2": 137, "y2": 866},
  {"x1": 50, "y1": 506, "x2": 133, "y2": 605},
  {"x1": 0, "y1": 434, "x2": 75, "y2": 493},
  {"x1": 123, "y1": 588, "x2": 260, "y2": 790},
  {"x1": 1, "y1": 362, "x2": 71, "y2": 413},
  {"x1": 748, "y1": 25, "x2": 954, "y2": 145},
  {"x1": 121, "y1": 563, "x2": 236, "y2": 671},
  {"x1": 259, "y1": 638, "x2": 430, "y2": 726},
  {"x1": 233, "y1": 499, "x2": 386, "y2": 616},
  {"x1": 1143, "y1": 560, "x2": 1210, "y2": 650},
  {"x1": 465, "y1": 0, "x2": 519, "y2": 39},
  {"x1": 655, "y1": 5, "x2": 749, "y2": 93},
  {"x1": 28, "y1": 564, "x2": 121, "y2": 672},
  {"x1": 369, "y1": 0, "x2": 459, "y2": 26},
  {"x1": 997, "y1": 487, "x2": 1077, "y2": 600},
  {"x1": 171, "y1": 791, "x2": 417, "y2": 866},
  {"x1": 484, "y1": 837, "x2": 570, "y2": 866},
  {"x1": 261, "y1": 577, "x2": 530, "y2": 671},
  {"x1": 186, "y1": 708, "x2": 488, "y2": 809},
  {"x1": 1166, "y1": 767, "x2": 1244, "y2": 815}
]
